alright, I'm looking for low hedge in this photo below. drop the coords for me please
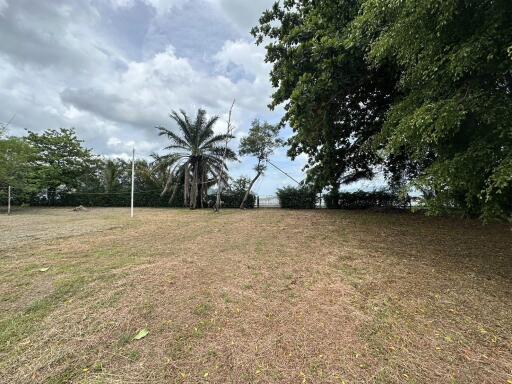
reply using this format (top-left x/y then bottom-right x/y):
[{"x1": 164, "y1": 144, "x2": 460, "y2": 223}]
[
  {"x1": 276, "y1": 186, "x2": 317, "y2": 209},
  {"x1": 27, "y1": 190, "x2": 255, "y2": 209},
  {"x1": 324, "y1": 190, "x2": 409, "y2": 210}
]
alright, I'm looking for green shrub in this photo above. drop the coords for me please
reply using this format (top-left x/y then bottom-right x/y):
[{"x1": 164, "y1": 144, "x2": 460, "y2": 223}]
[
  {"x1": 208, "y1": 192, "x2": 255, "y2": 209},
  {"x1": 325, "y1": 190, "x2": 409, "y2": 210},
  {"x1": 276, "y1": 186, "x2": 317, "y2": 209}
]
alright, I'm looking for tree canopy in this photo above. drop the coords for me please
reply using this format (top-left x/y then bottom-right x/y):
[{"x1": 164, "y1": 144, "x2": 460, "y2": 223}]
[
  {"x1": 352, "y1": 0, "x2": 512, "y2": 219},
  {"x1": 24, "y1": 128, "x2": 98, "y2": 204},
  {"x1": 254, "y1": 0, "x2": 512, "y2": 219},
  {"x1": 238, "y1": 119, "x2": 282, "y2": 208}
]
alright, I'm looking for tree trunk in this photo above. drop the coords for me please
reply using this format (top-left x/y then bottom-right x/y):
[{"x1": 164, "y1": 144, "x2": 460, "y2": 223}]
[
  {"x1": 161, "y1": 171, "x2": 173, "y2": 197},
  {"x1": 184, "y1": 164, "x2": 190, "y2": 207},
  {"x1": 215, "y1": 99, "x2": 235, "y2": 212},
  {"x1": 240, "y1": 172, "x2": 261, "y2": 209},
  {"x1": 190, "y1": 163, "x2": 198, "y2": 209},
  {"x1": 168, "y1": 184, "x2": 178, "y2": 204},
  {"x1": 200, "y1": 166, "x2": 205, "y2": 208}
]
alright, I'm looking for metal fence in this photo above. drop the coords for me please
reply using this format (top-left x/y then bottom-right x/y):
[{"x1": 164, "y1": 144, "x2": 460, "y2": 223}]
[
  {"x1": 255, "y1": 194, "x2": 325, "y2": 209},
  {"x1": 256, "y1": 195, "x2": 280, "y2": 208}
]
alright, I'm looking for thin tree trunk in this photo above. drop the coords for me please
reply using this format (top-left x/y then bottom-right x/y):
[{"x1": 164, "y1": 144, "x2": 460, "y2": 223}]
[
  {"x1": 215, "y1": 99, "x2": 235, "y2": 212},
  {"x1": 240, "y1": 171, "x2": 261, "y2": 209},
  {"x1": 168, "y1": 184, "x2": 178, "y2": 204},
  {"x1": 161, "y1": 171, "x2": 173, "y2": 197}
]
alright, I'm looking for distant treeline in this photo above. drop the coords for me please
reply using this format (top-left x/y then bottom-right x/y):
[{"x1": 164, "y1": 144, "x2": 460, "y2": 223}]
[{"x1": 0, "y1": 128, "x2": 255, "y2": 208}]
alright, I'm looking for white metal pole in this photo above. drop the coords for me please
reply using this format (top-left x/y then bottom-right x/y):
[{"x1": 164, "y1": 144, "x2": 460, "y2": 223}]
[
  {"x1": 131, "y1": 148, "x2": 135, "y2": 218},
  {"x1": 7, "y1": 185, "x2": 11, "y2": 215}
]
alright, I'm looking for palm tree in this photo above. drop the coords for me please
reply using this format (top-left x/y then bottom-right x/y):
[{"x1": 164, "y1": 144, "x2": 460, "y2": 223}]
[
  {"x1": 155, "y1": 109, "x2": 237, "y2": 209},
  {"x1": 102, "y1": 159, "x2": 126, "y2": 193}
]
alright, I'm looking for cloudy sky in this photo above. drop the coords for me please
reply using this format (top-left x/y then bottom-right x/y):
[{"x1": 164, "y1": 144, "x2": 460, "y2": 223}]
[{"x1": 0, "y1": 0, "x2": 381, "y2": 194}]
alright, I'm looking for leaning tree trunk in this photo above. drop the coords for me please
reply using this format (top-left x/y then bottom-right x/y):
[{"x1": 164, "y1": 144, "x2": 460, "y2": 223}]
[
  {"x1": 161, "y1": 171, "x2": 173, "y2": 197},
  {"x1": 168, "y1": 184, "x2": 178, "y2": 204},
  {"x1": 240, "y1": 172, "x2": 261, "y2": 209}
]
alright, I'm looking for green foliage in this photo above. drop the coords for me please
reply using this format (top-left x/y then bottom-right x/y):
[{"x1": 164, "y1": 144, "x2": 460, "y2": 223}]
[
  {"x1": 254, "y1": 0, "x2": 512, "y2": 220},
  {"x1": 351, "y1": 0, "x2": 512, "y2": 220},
  {"x1": 276, "y1": 186, "x2": 317, "y2": 209},
  {"x1": 24, "y1": 128, "x2": 98, "y2": 205},
  {"x1": 324, "y1": 190, "x2": 408, "y2": 210},
  {"x1": 238, "y1": 120, "x2": 281, "y2": 208},
  {"x1": 102, "y1": 159, "x2": 129, "y2": 193},
  {"x1": 229, "y1": 176, "x2": 252, "y2": 194},
  {"x1": 208, "y1": 192, "x2": 255, "y2": 209},
  {"x1": 252, "y1": 0, "x2": 397, "y2": 191},
  {"x1": 0, "y1": 135, "x2": 37, "y2": 203},
  {"x1": 239, "y1": 119, "x2": 282, "y2": 174},
  {"x1": 35, "y1": 189, "x2": 254, "y2": 209}
]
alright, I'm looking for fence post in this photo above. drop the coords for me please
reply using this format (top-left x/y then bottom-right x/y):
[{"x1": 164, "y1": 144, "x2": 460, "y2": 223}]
[
  {"x1": 257, "y1": 196, "x2": 260, "y2": 209},
  {"x1": 7, "y1": 185, "x2": 11, "y2": 215},
  {"x1": 130, "y1": 148, "x2": 135, "y2": 218}
]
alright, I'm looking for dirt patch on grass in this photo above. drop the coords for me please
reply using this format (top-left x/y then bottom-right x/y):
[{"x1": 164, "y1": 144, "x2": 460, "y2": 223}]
[{"x1": 0, "y1": 208, "x2": 511, "y2": 383}]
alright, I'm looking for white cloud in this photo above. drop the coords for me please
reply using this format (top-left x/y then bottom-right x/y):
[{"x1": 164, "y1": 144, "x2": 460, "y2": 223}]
[
  {"x1": 0, "y1": 0, "x2": 8, "y2": 16},
  {"x1": 61, "y1": 41, "x2": 274, "y2": 134},
  {"x1": 210, "y1": 0, "x2": 275, "y2": 32},
  {"x1": 214, "y1": 39, "x2": 270, "y2": 79},
  {"x1": 110, "y1": 0, "x2": 188, "y2": 14},
  {"x1": 0, "y1": 0, "x2": 308, "y2": 194}
]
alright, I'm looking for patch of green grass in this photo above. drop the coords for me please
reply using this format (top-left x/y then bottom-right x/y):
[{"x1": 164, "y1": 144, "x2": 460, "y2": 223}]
[
  {"x1": 220, "y1": 292, "x2": 234, "y2": 304},
  {"x1": 0, "y1": 276, "x2": 87, "y2": 354},
  {"x1": 193, "y1": 302, "x2": 212, "y2": 317},
  {"x1": 255, "y1": 239, "x2": 265, "y2": 254},
  {"x1": 336, "y1": 259, "x2": 362, "y2": 287},
  {"x1": 359, "y1": 300, "x2": 401, "y2": 359},
  {"x1": 46, "y1": 366, "x2": 79, "y2": 384},
  {"x1": 127, "y1": 350, "x2": 141, "y2": 361},
  {"x1": 168, "y1": 320, "x2": 215, "y2": 360},
  {"x1": 117, "y1": 332, "x2": 133, "y2": 347}
]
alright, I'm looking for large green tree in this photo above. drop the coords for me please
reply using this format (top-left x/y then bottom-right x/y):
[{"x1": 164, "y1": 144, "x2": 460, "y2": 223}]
[
  {"x1": 155, "y1": 109, "x2": 237, "y2": 209},
  {"x1": 352, "y1": 0, "x2": 512, "y2": 219},
  {"x1": 252, "y1": 0, "x2": 398, "y2": 200},
  {"x1": 25, "y1": 128, "x2": 98, "y2": 204},
  {"x1": 255, "y1": 0, "x2": 512, "y2": 219},
  {"x1": 0, "y1": 132, "x2": 37, "y2": 203}
]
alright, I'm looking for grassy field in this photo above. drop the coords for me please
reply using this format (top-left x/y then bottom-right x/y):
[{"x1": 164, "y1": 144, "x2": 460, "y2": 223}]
[{"x1": 0, "y1": 208, "x2": 511, "y2": 384}]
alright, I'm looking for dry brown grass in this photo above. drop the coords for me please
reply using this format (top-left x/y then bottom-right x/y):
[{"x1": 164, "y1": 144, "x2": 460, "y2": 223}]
[{"x1": 0, "y1": 208, "x2": 511, "y2": 384}]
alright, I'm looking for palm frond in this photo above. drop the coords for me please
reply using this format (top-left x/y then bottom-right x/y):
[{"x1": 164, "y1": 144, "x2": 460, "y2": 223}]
[
  {"x1": 208, "y1": 146, "x2": 238, "y2": 161},
  {"x1": 198, "y1": 115, "x2": 220, "y2": 144},
  {"x1": 169, "y1": 110, "x2": 193, "y2": 145},
  {"x1": 157, "y1": 126, "x2": 191, "y2": 149},
  {"x1": 201, "y1": 133, "x2": 234, "y2": 149}
]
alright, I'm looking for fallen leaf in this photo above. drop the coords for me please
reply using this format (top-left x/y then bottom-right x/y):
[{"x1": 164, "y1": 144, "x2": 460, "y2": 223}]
[
  {"x1": 133, "y1": 329, "x2": 149, "y2": 340},
  {"x1": 39, "y1": 267, "x2": 49, "y2": 272},
  {"x1": 444, "y1": 336, "x2": 453, "y2": 342}
]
